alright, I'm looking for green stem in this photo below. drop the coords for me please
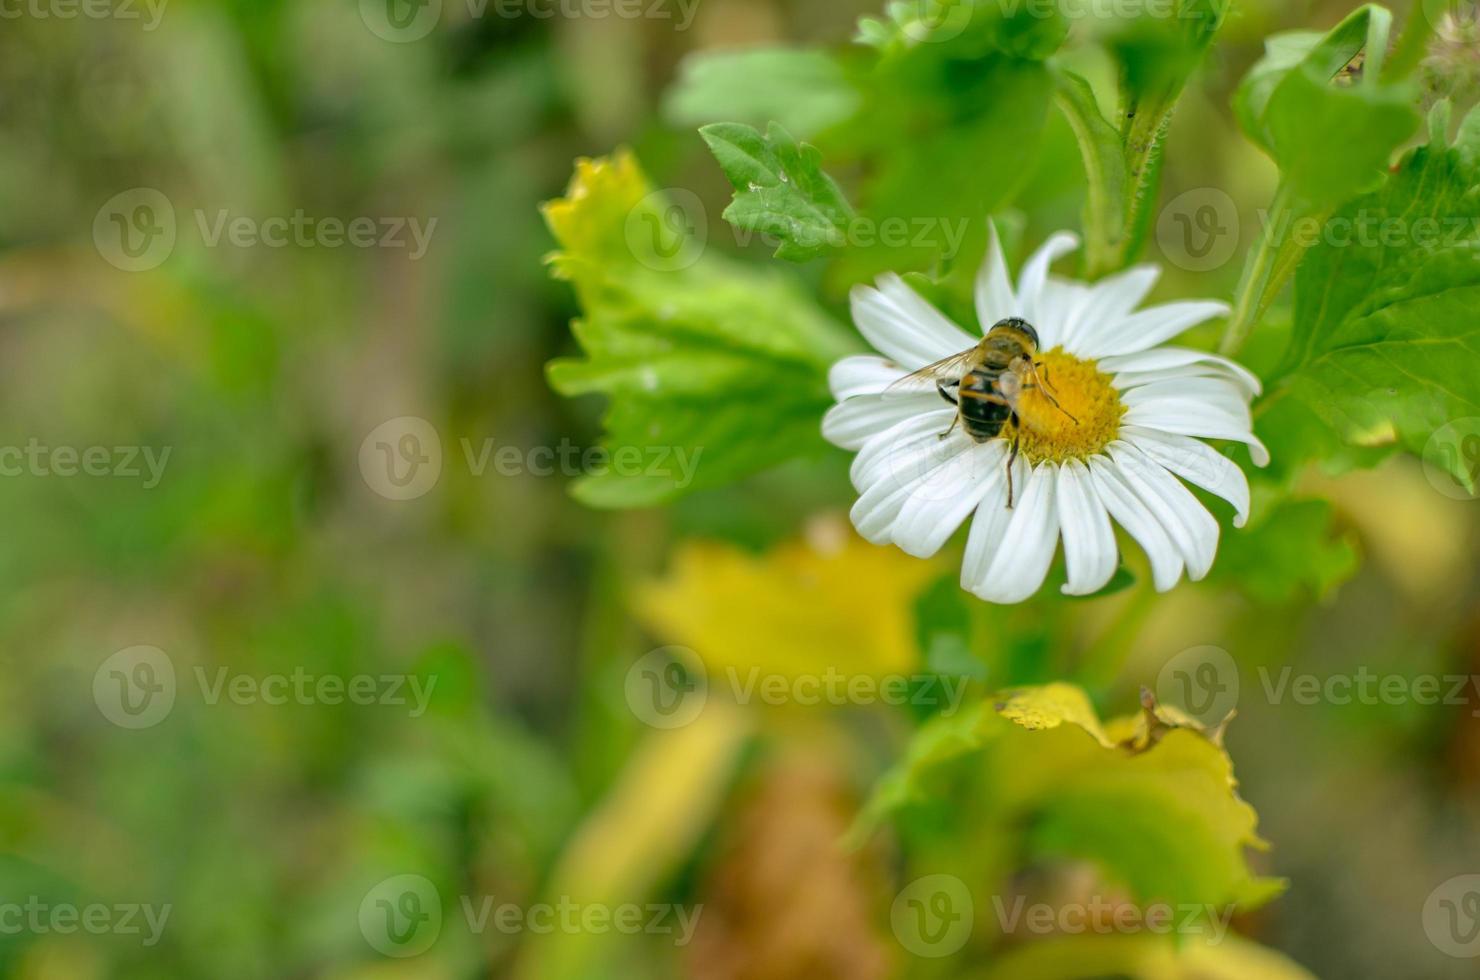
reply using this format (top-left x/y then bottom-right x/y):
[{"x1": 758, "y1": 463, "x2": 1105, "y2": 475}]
[
  {"x1": 1077, "y1": 573, "x2": 1157, "y2": 695},
  {"x1": 1219, "y1": 185, "x2": 1319, "y2": 356},
  {"x1": 1384, "y1": 3, "x2": 1437, "y2": 83}
]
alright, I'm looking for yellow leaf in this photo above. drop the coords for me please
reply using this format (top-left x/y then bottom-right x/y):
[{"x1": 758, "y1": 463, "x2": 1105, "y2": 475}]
[{"x1": 636, "y1": 529, "x2": 940, "y2": 683}]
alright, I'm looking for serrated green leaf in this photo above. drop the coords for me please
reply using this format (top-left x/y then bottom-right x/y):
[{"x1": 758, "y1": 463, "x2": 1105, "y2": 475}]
[
  {"x1": 854, "y1": 684, "x2": 1285, "y2": 913},
  {"x1": 662, "y1": 47, "x2": 860, "y2": 139},
  {"x1": 700, "y1": 121, "x2": 856, "y2": 262},
  {"x1": 542, "y1": 152, "x2": 858, "y2": 507},
  {"x1": 1234, "y1": 6, "x2": 1419, "y2": 209},
  {"x1": 1267, "y1": 105, "x2": 1480, "y2": 487}
]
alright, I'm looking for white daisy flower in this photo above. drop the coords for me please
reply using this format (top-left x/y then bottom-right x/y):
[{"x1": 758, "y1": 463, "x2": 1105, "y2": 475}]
[{"x1": 822, "y1": 226, "x2": 1269, "y2": 603}]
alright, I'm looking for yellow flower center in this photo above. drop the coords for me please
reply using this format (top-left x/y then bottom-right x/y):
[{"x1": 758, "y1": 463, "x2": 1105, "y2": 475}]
[{"x1": 1013, "y1": 347, "x2": 1125, "y2": 464}]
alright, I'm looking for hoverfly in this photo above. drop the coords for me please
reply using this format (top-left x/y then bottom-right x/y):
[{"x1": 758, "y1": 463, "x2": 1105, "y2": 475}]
[{"x1": 887, "y1": 317, "x2": 1076, "y2": 508}]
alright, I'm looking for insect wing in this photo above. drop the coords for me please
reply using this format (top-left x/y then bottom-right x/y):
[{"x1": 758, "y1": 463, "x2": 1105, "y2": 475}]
[{"x1": 884, "y1": 348, "x2": 980, "y2": 394}]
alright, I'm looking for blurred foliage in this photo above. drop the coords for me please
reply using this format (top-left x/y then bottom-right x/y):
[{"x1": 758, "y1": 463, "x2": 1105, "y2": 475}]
[{"x1": 0, "y1": 0, "x2": 1477, "y2": 979}]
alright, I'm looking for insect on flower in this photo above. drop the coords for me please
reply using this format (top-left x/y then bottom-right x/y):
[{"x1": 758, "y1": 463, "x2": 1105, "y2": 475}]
[{"x1": 823, "y1": 225, "x2": 1269, "y2": 603}]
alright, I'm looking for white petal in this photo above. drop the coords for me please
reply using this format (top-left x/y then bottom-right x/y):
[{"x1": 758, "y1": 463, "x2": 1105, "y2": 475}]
[
  {"x1": 1087, "y1": 456, "x2": 1185, "y2": 592},
  {"x1": 1059, "y1": 266, "x2": 1160, "y2": 355},
  {"x1": 1122, "y1": 425, "x2": 1251, "y2": 528},
  {"x1": 1120, "y1": 377, "x2": 1253, "y2": 417},
  {"x1": 823, "y1": 393, "x2": 940, "y2": 451},
  {"x1": 1108, "y1": 443, "x2": 1220, "y2": 581},
  {"x1": 1017, "y1": 233, "x2": 1081, "y2": 326},
  {"x1": 1100, "y1": 347, "x2": 1261, "y2": 398},
  {"x1": 1091, "y1": 265, "x2": 1160, "y2": 320},
  {"x1": 850, "y1": 409, "x2": 957, "y2": 492},
  {"x1": 829, "y1": 355, "x2": 907, "y2": 400},
  {"x1": 1077, "y1": 300, "x2": 1229, "y2": 358},
  {"x1": 851, "y1": 274, "x2": 977, "y2": 370},
  {"x1": 975, "y1": 221, "x2": 1016, "y2": 330},
  {"x1": 1123, "y1": 402, "x2": 1270, "y2": 466},
  {"x1": 891, "y1": 441, "x2": 1005, "y2": 558},
  {"x1": 1032, "y1": 278, "x2": 1092, "y2": 352},
  {"x1": 965, "y1": 463, "x2": 1060, "y2": 604},
  {"x1": 960, "y1": 457, "x2": 1019, "y2": 591},
  {"x1": 1055, "y1": 460, "x2": 1118, "y2": 595}
]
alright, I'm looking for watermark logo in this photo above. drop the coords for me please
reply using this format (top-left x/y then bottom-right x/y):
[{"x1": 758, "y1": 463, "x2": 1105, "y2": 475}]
[
  {"x1": 359, "y1": 0, "x2": 442, "y2": 41},
  {"x1": 1424, "y1": 874, "x2": 1480, "y2": 958},
  {"x1": 891, "y1": 874, "x2": 972, "y2": 958},
  {"x1": 1157, "y1": 188, "x2": 1239, "y2": 272},
  {"x1": 625, "y1": 189, "x2": 707, "y2": 273},
  {"x1": 625, "y1": 646, "x2": 708, "y2": 729},
  {"x1": 460, "y1": 896, "x2": 701, "y2": 942},
  {"x1": 1423, "y1": 418, "x2": 1480, "y2": 501},
  {"x1": 93, "y1": 646, "x2": 176, "y2": 729},
  {"x1": 1156, "y1": 645, "x2": 1239, "y2": 726},
  {"x1": 1258, "y1": 667, "x2": 1480, "y2": 714},
  {"x1": 0, "y1": 898, "x2": 170, "y2": 946},
  {"x1": 360, "y1": 875, "x2": 442, "y2": 958},
  {"x1": 898, "y1": 0, "x2": 974, "y2": 43},
  {"x1": 992, "y1": 895, "x2": 1235, "y2": 942},
  {"x1": 359, "y1": 417, "x2": 443, "y2": 501},
  {"x1": 94, "y1": 188, "x2": 176, "y2": 272},
  {"x1": 1421, "y1": 0, "x2": 1478, "y2": 31},
  {"x1": 0, "y1": 0, "x2": 168, "y2": 30}
]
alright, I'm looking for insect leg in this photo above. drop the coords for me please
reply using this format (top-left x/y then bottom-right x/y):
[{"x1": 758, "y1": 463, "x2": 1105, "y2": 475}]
[
  {"x1": 1027, "y1": 364, "x2": 1079, "y2": 425},
  {"x1": 1005, "y1": 422, "x2": 1021, "y2": 509},
  {"x1": 936, "y1": 380, "x2": 960, "y2": 405}
]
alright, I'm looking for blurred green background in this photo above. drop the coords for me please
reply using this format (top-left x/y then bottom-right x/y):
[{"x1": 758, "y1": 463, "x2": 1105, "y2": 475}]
[{"x1": 0, "y1": 0, "x2": 1477, "y2": 977}]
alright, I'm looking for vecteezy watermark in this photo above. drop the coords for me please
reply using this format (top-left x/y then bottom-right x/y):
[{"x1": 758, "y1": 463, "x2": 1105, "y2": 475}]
[
  {"x1": 0, "y1": 0, "x2": 167, "y2": 30},
  {"x1": 625, "y1": 647, "x2": 708, "y2": 729},
  {"x1": 624, "y1": 647, "x2": 972, "y2": 728},
  {"x1": 359, "y1": 417, "x2": 443, "y2": 501},
  {"x1": 461, "y1": 438, "x2": 702, "y2": 489},
  {"x1": 1424, "y1": 874, "x2": 1480, "y2": 958},
  {"x1": 93, "y1": 647, "x2": 438, "y2": 729},
  {"x1": 1421, "y1": 0, "x2": 1478, "y2": 32},
  {"x1": 460, "y1": 895, "x2": 701, "y2": 944},
  {"x1": 358, "y1": 0, "x2": 702, "y2": 43},
  {"x1": 1257, "y1": 667, "x2": 1480, "y2": 715},
  {"x1": 93, "y1": 189, "x2": 437, "y2": 272},
  {"x1": 357, "y1": 417, "x2": 705, "y2": 502},
  {"x1": 1155, "y1": 645, "x2": 1239, "y2": 726},
  {"x1": 1259, "y1": 210, "x2": 1480, "y2": 254},
  {"x1": 1157, "y1": 188, "x2": 1240, "y2": 273},
  {"x1": 93, "y1": 646, "x2": 177, "y2": 730},
  {"x1": 622, "y1": 190, "x2": 974, "y2": 273},
  {"x1": 1423, "y1": 418, "x2": 1480, "y2": 501},
  {"x1": 992, "y1": 895, "x2": 1236, "y2": 943},
  {"x1": 891, "y1": 875, "x2": 973, "y2": 958},
  {"x1": 0, "y1": 440, "x2": 170, "y2": 488},
  {"x1": 0, "y1": 898, "x2": 171, "y2": 947},
  {"x1": 358, "y1": 875, "x2": 701, "y2": 959},
  {"x1": 360, "y1": 875, "x2": 442, "y2": 958}
]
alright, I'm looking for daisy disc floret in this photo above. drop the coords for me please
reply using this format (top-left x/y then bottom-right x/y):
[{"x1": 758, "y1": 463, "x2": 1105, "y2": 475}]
[{"x1": 822, "y1": 227, "x2": 1269, "y2": 603}]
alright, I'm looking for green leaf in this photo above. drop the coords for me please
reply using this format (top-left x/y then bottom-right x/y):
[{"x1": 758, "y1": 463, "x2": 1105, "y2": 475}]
[
  {"x1": 856, "y1": 0, "x2": 1066, "y2": 61},
  {"x1": 1104, "y1": 0, "x2": 1229, "y2": 266},
  {"x1": 833, "y1": 4, "x2": 1064, "y2": 281},
  {"x1": 1233, "y1": 5, "x2": 1419, "y2": 209},
  {"x1": 1209, "y1": 499, "x2": 1361, "y2": 604},
  {"x1": 1052, "y1": 69, "x2": 1127, "y2": 276},
  {"x1": 1268, "y1": 104, "x2": 1480, "y2": 486},
  {"x1": 980, "y1": 933, "x2": 1318, "y2": 980},
  {"x1": 700, "y1": 121, "x2": 857, "y2": 262},
  {"x1": 855, "y1": 685, "x2": 1286, "y2": 913},
  {"x1": 662, "y1": 47, "x2": 860, "y2": 139},
  {"x1": 542, "y1": 152, "x2": 858, "y2": 508}
]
